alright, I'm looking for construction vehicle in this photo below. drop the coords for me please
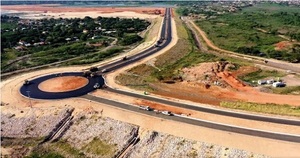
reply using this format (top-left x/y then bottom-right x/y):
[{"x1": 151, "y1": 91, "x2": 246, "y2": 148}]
[{"x1": 23, "y1": 80, "x2": 30, "y2": 85}]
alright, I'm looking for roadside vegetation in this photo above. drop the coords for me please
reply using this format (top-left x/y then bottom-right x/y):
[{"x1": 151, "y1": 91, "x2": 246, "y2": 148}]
[
  {"x1": 238, "y1": 69, "x2": 285, "y2": 83},
  {"x1": 188, "y1": 3, "x2": 300, "y2": 63},
  {"x1": 270, "y1": 86, "x2": 300, "y2": 95},
  {"x1": 1, "y1": 15, "x2": 150, "y2": 73},
  {"x1": 220, "y1": 101, "x2": 300, "y2": 117}
]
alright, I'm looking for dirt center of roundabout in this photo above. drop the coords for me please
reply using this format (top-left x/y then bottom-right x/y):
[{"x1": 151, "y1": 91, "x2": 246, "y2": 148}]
[{"x1": 38, "y1": 76, "x2": 89, "y2": 92}]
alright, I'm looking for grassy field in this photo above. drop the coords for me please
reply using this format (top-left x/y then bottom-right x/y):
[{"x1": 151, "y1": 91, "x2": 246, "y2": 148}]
[
  {"x1": 220, "y1": 101, "x2": 300, "y2": 117},
  {"x1": 238, "y1": 69, "x2": 285, "y2": 83},
  {"x1": 82, "y1": 137, "x2": 117, "y2": 157},
  {"x1": 271, "y1": 86, "x2": 300, "y2": 95},
  {"x1": 195, "y1": 3, "x2": 300, "y2": 62}
]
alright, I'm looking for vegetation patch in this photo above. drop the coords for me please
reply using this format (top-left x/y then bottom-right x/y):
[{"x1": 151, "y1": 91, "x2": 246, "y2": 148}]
[
  {"x1": 194, "y1": 3, "x2": 300, "y2": 62},
  {"x1": 82, "y1": 137, "x2": 117, "y2": 157},
  {"x1": 238, "y1": 69, "x2": 285, "y2": 83},
  {"x1": 271, "y1": 86, "x2": 300, "y2": 95},
  {"x1": 1, "y1": 15, "x2": 150, "y2": 72},
  {"x1": 220, "y1": 101, "x2": 300, "y2": 117}
]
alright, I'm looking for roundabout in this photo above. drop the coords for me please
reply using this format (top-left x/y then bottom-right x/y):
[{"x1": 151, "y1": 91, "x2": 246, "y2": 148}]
[{"x1": 20, "y1": 72, "x2": 104, "y2": 99}]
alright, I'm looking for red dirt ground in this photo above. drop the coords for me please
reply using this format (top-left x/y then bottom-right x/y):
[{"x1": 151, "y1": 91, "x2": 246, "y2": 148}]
[
  {"x1": 150, "y1": 65, "x2": 300, "y2": 106},
  {"x1": 1, "y1": 5, "x2": 165, "y2": 15},
  {"x1": 135, "y1": 100, "x2": 194, "y2": 115},
  {"x1": 38, "y1": 76, "x2": 88, "y2": 92},
  {"x1": 274, "y1": 41, "x2": 292, "y2": 51}
]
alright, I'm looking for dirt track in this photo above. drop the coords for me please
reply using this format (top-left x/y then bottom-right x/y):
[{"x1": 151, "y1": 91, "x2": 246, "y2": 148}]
[{"x1": 189, "y1": 19, "x2": 300, "y2": 70}]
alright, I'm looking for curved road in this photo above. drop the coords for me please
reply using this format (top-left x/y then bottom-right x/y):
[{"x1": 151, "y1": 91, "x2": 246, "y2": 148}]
[
  {"x1": 19, "y1": 8, "x2": 300, "y2": 142},
  {"x1": 20, "y1": 72, "x2": 104, "y2": 99}
]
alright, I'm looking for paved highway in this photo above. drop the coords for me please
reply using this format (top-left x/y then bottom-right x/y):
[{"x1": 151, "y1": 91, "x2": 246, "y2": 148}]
[
  {"x1": 19, "y1": 8, "x2": 300, "y2": 142},
  {"x1": 82, "y1": 94, "x2": 300, "y2": 143},
  {"x1": 97, "y1": 8, "x2": 172, "y2": 73},
  {"x1": 106, "y1": 88, "x2": 300, "y2": 126},
  {"x1": 91, "y1": 8, "x2": 300, "y2": 127}
]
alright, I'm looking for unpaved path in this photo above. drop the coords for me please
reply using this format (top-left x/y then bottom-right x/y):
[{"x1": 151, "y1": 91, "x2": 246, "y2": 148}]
[{"x1": 188, "y1": 19, "x2": 300, "y2": 71}]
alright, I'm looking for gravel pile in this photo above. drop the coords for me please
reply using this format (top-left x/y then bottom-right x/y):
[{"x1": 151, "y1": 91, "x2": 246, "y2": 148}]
[
  {"x1": 1, "y1": 108, "x2": 72, "y2": 138},
  {"x1": 62, "y1": 112, "x2": 138, "y2": 151},
  {"x1": 126, "y1": 131, "x2": 268, "y2": 158}
]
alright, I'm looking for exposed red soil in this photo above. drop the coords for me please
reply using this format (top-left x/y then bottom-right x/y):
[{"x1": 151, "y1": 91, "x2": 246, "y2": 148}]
[
  {"x1": 38, "y1": 76, "x2": 88, "y2": 92},
  {"x1": 150, "y1": 64, "x2": 300, "y2": 106},
  {"x1": 274, "y1": 41, "x2": 292, "y2": 51},
  {"x1": 135, "y1": 100, "x2": 194, "y2": 115},
  {"x1": 1, "y1": 5, "x2": 165, "y2": 15}
]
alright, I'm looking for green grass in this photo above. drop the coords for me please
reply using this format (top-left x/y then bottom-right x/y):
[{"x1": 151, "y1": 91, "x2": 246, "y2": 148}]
[
  {"x1": 221, "y1": 101, "x2": 300, "y2": 117},
  {"x1": 25, "y1": 152, "x2": 64, "y2": 158},
  {"x1": 51, "y1": 140, "x2": 85, "y2": 157},
  {"x1": 271, "y1": 86, "x2": 300, "y2": 95},
  {"x1": 63, "y1": 47, "x2": 124, "y2": 66},
  {"x1": 82, "y1": 137, "x2": 117, "y2": 157},
  {"x1": 239, "y1": 69, "x2": 285, "y2": 83},
  {"x1": 195, "y1": 3, "x2": 300, "y2": 62},
  {"x1": 1, "y1": 22, "x2": 18, "y2": 29}
]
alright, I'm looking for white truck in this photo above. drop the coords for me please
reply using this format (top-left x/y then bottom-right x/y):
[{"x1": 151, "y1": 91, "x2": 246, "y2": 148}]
[
  {"x1": 161, "y1": 111, "x2": 172, "y2": 116},
  {"x1": 138, "y1": 106, "x2": 152, "y2": 111}
]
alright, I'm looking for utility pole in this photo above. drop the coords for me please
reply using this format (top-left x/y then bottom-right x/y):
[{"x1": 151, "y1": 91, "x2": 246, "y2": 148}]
[{"x1": 26, "y1": 91, "x2": 32, "y2": 108}]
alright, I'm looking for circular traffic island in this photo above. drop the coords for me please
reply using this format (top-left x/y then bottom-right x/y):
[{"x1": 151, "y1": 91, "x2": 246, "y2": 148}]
[
  {"x1": 38, "y1": 76, "x2": 89, "y2": 93},
  {"x1": 20, "y1": 72, "x2": 104, "y2": 99}
]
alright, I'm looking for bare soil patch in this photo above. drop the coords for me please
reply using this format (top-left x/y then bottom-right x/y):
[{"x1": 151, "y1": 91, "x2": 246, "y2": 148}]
[
  {"x1": 151, "y1": 62, "x2": 300, "y2": 106},
  {"x1": 1, "y1": 5, "x2": 165, "y2": 19},
  {"x1": 135, "y1": 100, "x2": 193, "y2": 115},
  {"x1": 1, "y1": 5, "x2": 165, "y2": 14},
  {"x1": 38, "y1": 76, "x2": 88, "y2": 92},
  {"x1": 274, "y1": 41, "x2": 293, "y2": 51}
]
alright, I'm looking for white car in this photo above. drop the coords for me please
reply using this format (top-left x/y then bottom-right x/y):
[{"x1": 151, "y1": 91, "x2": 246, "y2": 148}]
[
  {"x1": 139, "y1": 106, "x2": 152, "y2": 111},
  {"x1": 161, "y1": 111, "x2": 172, "y2": 116},
  {"x1": 93, "y1": 83, "x2": 100, "y2": 89}
]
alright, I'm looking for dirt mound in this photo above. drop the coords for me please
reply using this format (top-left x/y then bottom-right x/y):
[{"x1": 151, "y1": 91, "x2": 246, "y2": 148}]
[
  {"x1": 274, "y1": 41, "x2": 292, "y2": 51},
  {"x1": 182, "y1": 61, "x2": 235, "y2": 88},
  {"x1": 38, "y1": 76, "x2": 88, "y2": 92}
]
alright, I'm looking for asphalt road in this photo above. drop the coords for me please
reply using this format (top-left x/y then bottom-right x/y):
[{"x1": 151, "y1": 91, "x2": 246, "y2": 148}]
[
  {"x1": 97, "y1": 8, "x2": 172, "y2": 73},
  {"x1": 106, "y1": 88, "x2": 300, "y2": 126},
  {"x1": 20, "y1": 72, "x2": 104, "y2": 99},
  {"x1": 82, "y1": 94, "x2": 300, "y2": 143},
  {"x1": 18, "y1": 8, "x2": 300, "y2": 142}
]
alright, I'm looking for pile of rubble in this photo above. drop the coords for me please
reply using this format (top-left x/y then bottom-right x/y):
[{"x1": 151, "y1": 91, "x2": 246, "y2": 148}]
[
  {"x1": 182, "y1": 61, "x2": 235, "y2": 88},
  {"x1": 125, "y1": 131, "x2": 267, "y2": 158},
  {"x1": 1, "y1": 108, "x2": 73, "y2": 138}
]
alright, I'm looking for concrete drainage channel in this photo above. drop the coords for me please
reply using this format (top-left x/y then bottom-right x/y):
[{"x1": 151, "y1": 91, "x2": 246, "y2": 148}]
[
  {"x1": 39, "y1": 108, "x2": 74, "y2": 144},
  {"x1": 114, "y1": 128, "x2": 140, "y2": 158}
]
